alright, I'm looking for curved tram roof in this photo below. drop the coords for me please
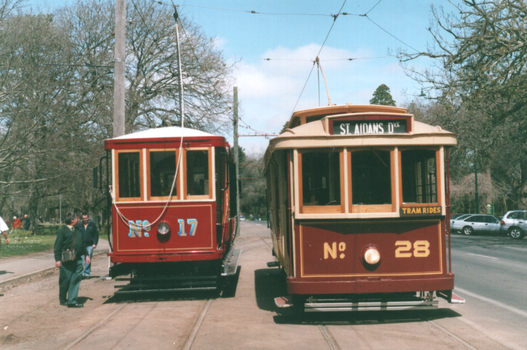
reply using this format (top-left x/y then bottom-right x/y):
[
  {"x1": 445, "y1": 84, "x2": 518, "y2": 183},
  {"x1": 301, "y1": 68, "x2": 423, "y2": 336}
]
[
  {"x1": 105, "y1": 126, "x2": 228, "y2": 149},
  {"x1": 265, "y1": 103, "x2": 457, "y2": 165}
]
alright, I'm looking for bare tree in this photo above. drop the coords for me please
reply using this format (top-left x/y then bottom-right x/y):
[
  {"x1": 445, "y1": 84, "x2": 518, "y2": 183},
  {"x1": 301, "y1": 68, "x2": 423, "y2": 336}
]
[{"x1": 399, "y1": 0, "x2": 527, "y2": 210}]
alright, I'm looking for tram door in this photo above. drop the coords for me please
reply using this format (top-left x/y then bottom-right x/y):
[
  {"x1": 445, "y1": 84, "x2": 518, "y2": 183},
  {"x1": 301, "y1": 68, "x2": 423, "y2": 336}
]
[{"x1": 268, "y1": 151, "x2": 290, "y2": 273}]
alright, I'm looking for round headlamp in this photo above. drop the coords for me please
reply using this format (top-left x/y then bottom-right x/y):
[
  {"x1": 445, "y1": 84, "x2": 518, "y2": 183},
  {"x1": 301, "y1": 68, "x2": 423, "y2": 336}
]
[
  {"x1": 157, "y1": 222, "x2": 170, "y2": 235},
  {"x1": 364, "y1": 247, "x2": 381, "y2": 265}
]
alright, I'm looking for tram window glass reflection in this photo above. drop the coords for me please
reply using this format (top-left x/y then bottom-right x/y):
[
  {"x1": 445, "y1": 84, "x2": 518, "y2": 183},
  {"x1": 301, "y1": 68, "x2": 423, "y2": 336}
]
[
  {"x1": 187, "y1": 150, "x2": 209, "y2": 196},
  {"x1": 150, "y1": 151, "x2": 177, "y2": 197},
  {"x1": 118, "y1": 152, "x2": 140, "y2": 198},
  {"x1": 302, "y1": 150, "x2": 340, "y2": 206},
  {"x1": 352, "y1": 150, "x2": 391, "y2": 205},
  {"x1": 401, "y1": 150, "x2": 437, "y2": 203}
]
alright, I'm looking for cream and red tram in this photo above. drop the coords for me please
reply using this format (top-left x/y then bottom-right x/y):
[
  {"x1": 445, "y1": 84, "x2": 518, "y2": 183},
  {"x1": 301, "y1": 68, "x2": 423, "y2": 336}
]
[
  {"x1": 265, "y1": 104, "x2": 464, "y2": 312},
  {"x1": 103, "y1": 127, "x2": 240, "y2": 293}
]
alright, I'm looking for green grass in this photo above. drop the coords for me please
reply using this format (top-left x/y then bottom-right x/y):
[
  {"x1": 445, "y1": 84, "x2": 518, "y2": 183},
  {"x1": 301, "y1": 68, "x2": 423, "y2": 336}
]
[{"x1": 0, "y1": 230, "x2": 57, "y2": 258}]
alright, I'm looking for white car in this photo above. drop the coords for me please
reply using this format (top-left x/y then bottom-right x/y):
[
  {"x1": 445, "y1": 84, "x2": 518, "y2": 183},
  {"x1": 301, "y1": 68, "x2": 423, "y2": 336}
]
[
  {"x1": 499, "y1": 210, "x2": 527, "y2": 239},
  {"x1": 451, "y1": 214, "x2": 501, "y2": 235}
]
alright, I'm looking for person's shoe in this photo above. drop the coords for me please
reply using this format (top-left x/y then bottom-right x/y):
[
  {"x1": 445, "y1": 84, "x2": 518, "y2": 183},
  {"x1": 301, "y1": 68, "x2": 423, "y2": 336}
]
[
  {"x1": 67, "y1": 303, "x2": 84, "y2": 308},
  {"x1": 60, "y1": 301, "x2": 67, "y2": 306}
]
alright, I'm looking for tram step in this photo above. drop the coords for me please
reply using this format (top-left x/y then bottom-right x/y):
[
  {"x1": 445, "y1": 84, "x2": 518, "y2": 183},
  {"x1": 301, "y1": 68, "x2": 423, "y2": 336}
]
[
  {"x1": 222, "y1": 249, "x2": 242, "y2": 276},
  {"x1": 274, "y1": 296, "x2": 439, "y2": 312},
  {"x1": 304, "y1": 300, "x2": 438, "y2": 312}
]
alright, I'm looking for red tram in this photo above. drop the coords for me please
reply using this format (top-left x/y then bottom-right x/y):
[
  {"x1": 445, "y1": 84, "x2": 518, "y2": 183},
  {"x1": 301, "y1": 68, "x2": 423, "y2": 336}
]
[
  {"x1": 103, "y1": 126, "x2": 240, "y2": 293},
  {"x1": 265, "y1": 104, "x2": 464, "y2": 311}
]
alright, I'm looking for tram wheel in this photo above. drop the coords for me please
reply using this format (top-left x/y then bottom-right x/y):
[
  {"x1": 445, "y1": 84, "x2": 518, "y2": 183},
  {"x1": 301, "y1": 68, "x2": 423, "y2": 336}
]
[
  {"x1": 462, "y1": 226, "x2": 473, "y2": 236},
  {"x1": 509, "y1": 227, "x2": 525, "y2": 240}
]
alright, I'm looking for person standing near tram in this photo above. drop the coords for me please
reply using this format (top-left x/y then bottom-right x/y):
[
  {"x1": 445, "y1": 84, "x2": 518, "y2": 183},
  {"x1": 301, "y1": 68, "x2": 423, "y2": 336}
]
[
  {"x1": 76, "y1": 212, "x2": 99, "y2": 278},
  {"x1": 54, "y1": 214, "x2": 89, "y2": 308}
]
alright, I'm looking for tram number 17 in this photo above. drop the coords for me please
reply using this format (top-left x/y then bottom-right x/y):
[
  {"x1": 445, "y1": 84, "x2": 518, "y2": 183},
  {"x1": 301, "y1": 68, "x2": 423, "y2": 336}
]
[{"x1": 395, "y1": 240, "x2": 430, "y2": 258}]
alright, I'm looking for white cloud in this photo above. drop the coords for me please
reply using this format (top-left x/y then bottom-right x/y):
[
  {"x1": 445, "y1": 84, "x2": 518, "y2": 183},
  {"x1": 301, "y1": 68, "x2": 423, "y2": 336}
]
[{"x1": 232, "y1": 43, "x2": 423, "y2": 154}]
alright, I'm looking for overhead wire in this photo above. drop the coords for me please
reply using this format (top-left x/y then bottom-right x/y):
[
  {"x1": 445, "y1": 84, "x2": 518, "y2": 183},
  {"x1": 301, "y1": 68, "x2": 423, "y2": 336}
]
[
  {"x1": 291, "y1": 0, "x2": 348, "y2": 113},
  {"x1": 154, "y1": 0, "x2": 420, "y2": 134}
]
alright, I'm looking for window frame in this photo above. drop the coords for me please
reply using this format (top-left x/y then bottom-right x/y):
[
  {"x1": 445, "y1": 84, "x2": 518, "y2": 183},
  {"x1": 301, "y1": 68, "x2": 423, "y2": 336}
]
[
  {"x1": 347, "y1": 147, "x2": 396, "y2": 213},
  {"x1": 146, "y1": 148, "x2": 181, "y2": 201},
  {"x1": 298, "y1": 148, "x2": 345, "y2": 214},
  {"x1": 184, "y1": 147, "x2": 214, "y2": 200},
  {"x1": 114, "y1": 149, "x2": 144, "y2": 202},
  {"x1": 398, "y1": 147, "x2": 441, "y2": 208}
]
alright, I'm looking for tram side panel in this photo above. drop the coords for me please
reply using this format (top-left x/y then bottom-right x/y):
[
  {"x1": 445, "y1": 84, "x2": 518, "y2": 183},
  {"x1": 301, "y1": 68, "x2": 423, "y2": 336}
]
[
  {"x1": 288, "y1": 218, "x2": 453, "y2": 295},
  {"x1": 109, "y1": 201, "x2": 222, "y2": 263}
]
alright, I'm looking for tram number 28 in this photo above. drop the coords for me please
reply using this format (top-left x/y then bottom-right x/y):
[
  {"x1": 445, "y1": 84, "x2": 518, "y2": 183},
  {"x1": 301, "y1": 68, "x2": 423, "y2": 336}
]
[{"x1": 395, "y1": 240, "x2": 430, "y2": 258}]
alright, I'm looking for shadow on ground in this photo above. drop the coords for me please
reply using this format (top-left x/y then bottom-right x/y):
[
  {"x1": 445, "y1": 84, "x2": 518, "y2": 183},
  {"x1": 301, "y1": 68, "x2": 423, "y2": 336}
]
[
  {"x1": 102, "y1": 266, "x2": 242, "y2": 304},
  {"x1": 254, "y1": 267, "x2": 462, "y2": 325}
]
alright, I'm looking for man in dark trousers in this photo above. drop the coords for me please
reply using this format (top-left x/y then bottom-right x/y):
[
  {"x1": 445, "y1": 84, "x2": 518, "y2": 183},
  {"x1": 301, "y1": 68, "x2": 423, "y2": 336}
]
[
  {"x1": 54, "y1": 214, "x2": 89, "y2": 308},
  {"x1": 76, "y1": 212, "x2": 99, "y2": 278}
]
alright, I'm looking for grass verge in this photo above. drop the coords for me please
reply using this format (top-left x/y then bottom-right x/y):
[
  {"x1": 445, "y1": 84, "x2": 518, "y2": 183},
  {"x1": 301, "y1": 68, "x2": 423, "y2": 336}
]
[{"x1": 0, "y1": 230, "x2": 56, "y2": 258}]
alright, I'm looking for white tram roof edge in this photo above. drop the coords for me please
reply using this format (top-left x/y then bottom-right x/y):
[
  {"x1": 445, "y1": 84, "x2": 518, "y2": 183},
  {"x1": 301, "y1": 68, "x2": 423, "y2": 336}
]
[{"x1": 110, "y1": 126, "x2": 220, "y2": 140}]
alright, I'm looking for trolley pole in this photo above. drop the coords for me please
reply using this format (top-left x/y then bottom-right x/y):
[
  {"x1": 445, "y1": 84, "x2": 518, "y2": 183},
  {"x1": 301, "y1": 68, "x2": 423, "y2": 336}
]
[
  {"x1": 113, "y1": 0, "x2": 126, "y2": 137},
  {"x1": 233, "y1": 87, "x2": 240, "y2": 237}
]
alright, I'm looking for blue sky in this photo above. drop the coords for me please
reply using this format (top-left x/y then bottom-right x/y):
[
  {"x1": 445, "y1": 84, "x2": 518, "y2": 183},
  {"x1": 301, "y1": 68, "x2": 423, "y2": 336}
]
[{"x1": 28, "y1": 0, "x2": 455, "y2": 155}]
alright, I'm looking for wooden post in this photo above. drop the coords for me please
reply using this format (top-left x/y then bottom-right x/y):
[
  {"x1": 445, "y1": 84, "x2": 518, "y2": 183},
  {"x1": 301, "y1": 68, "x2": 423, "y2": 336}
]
[{"x1": 114, "y1": 0, "x2": 126, "y2": 137}]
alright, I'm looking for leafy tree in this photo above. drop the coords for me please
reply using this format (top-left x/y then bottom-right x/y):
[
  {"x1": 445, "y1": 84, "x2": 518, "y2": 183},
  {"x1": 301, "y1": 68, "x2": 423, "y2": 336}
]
[
  {"x1": 239, "y1": 153, "x2": 266, "y2": 218},
  {"x1": 369, "y1": 84, "x2": 396, "y2": 106}
]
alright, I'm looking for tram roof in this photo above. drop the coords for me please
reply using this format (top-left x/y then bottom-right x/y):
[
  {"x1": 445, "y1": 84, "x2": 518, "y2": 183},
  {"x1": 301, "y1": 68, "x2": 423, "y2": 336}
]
[
  {"x1": 105, "y1": 126, "x2": 227, "y2": 149},
  {"x1": 265, "y1": 103, "x2": 457, "y2": 166}
]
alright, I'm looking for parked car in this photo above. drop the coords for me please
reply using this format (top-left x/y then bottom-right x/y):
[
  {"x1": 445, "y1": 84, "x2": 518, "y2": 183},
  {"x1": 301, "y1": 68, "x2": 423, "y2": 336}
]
[
  {"x1": 239, "y1": 216, "x2": 246, "y2": 221},
  {"x1": 451, "y1": 214, "x2": 501, "y2": 235},
  {"x1": 450, "y1": 214, "x2": 471, "y2": 232},
  {"x1": 500, "y1": 210, "x2": 527, "y2": 239}
]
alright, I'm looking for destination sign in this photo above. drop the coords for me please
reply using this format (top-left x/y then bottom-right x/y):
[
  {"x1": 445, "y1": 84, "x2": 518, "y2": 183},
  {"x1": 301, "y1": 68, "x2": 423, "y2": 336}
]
[
  {"x1": 400, "y1": 206, "x2": 442, "y2": 216},
  {"x1": 333, "y1": 120, "x2": 407, "y2": 135}
]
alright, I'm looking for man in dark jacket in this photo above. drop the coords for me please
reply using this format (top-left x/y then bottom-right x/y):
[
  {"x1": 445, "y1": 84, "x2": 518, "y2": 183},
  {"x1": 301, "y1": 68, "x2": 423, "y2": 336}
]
[
  {"x1": 76, "y1": 212, "x2": 99, "y2": 278},
  {"x1": 54, "y1": 214, "x2": 89, "y2": 308}
]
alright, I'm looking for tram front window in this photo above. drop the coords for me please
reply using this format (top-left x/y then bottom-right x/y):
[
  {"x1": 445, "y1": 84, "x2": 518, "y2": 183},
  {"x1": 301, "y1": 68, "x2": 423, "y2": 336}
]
[
  {"x1": 187, "y1": 150, "x2": 209, "y2": 196},
  {"x1": 118, "y1": 152, "x2": 140, "y2": 198},
  {"x1": 401, "y1": 150, "x2": 437, "y2": 203},
  {"x1": 352, "y1": 150, "x2": 391, "y2": 205},
  {"x1": 302, "y1": 151, "x2": 340, "y2": 206},
  {"x1": 150, "y1": 151, "x2": 177, "y2": 197}
]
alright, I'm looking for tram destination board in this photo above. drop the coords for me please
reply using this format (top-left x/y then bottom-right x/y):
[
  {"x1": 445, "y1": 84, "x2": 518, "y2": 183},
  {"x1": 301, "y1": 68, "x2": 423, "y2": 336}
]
[{"x1": 332, "y1": 119, "x2": 407, "y2": 135}]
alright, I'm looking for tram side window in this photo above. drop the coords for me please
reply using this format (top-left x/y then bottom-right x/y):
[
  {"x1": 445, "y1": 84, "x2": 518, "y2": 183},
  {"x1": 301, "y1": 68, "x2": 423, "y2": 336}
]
[
  {"x1": 187, "y1": 150, "x2": 209, "y2": 196},
  {"x1": 302, "y1": 151, "x2": 340, "y2": 206},
  {"x1": 150, "y1": 151, "x2": 177, "y2": 197},
  {"x1": 401, "y1": 150, "x2": 437, "y2": 203},
  {"x1": 352, "y1": 150, "x2": 391, "y2": 205},
  {"x1": 118, "y1": 152, "x2": 141, "y2": 198}
]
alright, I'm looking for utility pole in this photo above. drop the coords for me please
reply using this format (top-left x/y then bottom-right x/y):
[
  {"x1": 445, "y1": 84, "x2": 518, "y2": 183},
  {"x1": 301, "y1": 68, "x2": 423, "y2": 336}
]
[
  {"x1": 114, "y1": 0, "x2": 126, "y2": 137},
  {"x1": 233, "y1": 87, "x2": 240, "y2": 236},
  {"x1": 474, "y1": 149, "x2": 479, "y2": 213}
]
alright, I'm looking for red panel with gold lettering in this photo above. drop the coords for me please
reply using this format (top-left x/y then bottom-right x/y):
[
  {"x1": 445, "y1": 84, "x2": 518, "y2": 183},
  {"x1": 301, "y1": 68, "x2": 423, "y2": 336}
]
[
  {"x1": 112, "y1": 202, "x2": 214, "y2": 255},
  {"x1": 297, "y1": 220, "x2": 445, "y2": 278}
]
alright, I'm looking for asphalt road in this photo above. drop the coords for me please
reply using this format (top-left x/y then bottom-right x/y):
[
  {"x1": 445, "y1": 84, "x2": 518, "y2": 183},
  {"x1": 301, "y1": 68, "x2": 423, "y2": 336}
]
[{"x1": 450, "y1": 233, "x2": 527, "y2": 349}]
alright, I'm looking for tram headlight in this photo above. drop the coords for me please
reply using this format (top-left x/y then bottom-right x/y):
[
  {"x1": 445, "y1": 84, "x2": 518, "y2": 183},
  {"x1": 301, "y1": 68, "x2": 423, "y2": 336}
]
[
  {"x1": 157, "y1": 222, "x2": 170, "y2": 235},
  {"x1": 363, "y1": 246, "x2": 381, "y2": 265}
]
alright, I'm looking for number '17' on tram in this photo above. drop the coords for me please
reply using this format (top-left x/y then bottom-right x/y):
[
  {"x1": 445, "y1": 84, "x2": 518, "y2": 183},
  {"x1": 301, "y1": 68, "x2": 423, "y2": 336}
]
[{"x1": 265, "y1": 104, "x2": 465, "y2": 312}]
